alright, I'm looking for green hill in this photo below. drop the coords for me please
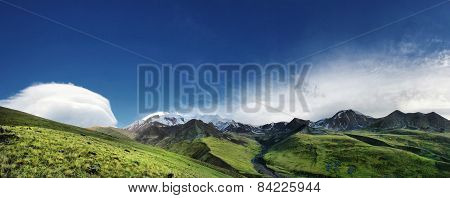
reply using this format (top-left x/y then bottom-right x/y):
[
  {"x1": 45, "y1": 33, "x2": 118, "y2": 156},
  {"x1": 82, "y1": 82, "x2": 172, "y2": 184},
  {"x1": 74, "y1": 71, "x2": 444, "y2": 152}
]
[
  {"x1": 0, "y1": 107, "x2": 231, "y2": 178},
  {"x1": 346, "y1": 129, "x2": 450, "y2": 163},
  {"x1": 200, "y1": 135, "x2": 261, "y2": 176},
  {"x1": 129, "y1": 118, "x2": 262, "y2": 177},
  {"x1": 167, "y1": 133, "x2": 262, "y2": 177},
  {"x1": 264, "y1": 132, "x2": 450, "y2": 177}
]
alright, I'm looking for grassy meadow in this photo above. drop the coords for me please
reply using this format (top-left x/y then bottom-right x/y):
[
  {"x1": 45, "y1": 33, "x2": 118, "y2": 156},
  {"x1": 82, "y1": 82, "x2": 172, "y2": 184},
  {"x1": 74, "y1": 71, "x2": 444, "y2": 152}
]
[
  {"x1": 264, "y1": 133, "x2": 450, "y2": 177},
  {"x1": 0, "y1": 107, "x2": 231, "y2": 178}
]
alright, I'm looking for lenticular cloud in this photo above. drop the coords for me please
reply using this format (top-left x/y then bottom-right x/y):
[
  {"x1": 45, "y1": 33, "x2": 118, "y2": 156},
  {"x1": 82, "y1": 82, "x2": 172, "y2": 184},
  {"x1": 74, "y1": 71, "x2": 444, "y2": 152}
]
[{"x1": 0, "y1": 83, "x2": 117, "y2": 127}]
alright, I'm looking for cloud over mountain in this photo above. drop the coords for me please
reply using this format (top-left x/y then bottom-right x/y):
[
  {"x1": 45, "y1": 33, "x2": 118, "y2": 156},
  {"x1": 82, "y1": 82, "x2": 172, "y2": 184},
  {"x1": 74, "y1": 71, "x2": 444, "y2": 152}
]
[
  {"x1": 0, "y1": 83, "x2": 117, "y2": 127},
  {"x1": 224, "y1": 44, "x2": 450, "y2": 125},
  {"x1": 303, "y1": 48, "x2": 450, "y2": 121}
]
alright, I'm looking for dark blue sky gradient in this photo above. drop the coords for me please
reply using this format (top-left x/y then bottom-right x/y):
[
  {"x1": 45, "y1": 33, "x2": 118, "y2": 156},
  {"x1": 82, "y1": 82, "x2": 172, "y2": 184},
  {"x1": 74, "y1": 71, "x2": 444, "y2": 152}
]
[{"x1": 1, "y1": 0, "x2": 449, "y2": 126}]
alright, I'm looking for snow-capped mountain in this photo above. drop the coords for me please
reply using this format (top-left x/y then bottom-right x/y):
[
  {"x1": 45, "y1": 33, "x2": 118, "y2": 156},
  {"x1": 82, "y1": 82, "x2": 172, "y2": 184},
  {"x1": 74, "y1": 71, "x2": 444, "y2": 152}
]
[
  {"x1": 124, "y1": 112, "x2": 239, "y2": 132},
  {"x1": 125, "y1": 111, "x2": 310, "y2": 135},
  {"x1": 125, "y1": 109, "x2": 450, "y2": 136},
  {"x1": 193, "y1": 114, "x2": 237, "y2": 131},
  {"x1": 222, "y1": 121, "x2": 260, "y2": 134},
  {"x1": 124, "y1": 112, "x2": 187, "y2": 131}
]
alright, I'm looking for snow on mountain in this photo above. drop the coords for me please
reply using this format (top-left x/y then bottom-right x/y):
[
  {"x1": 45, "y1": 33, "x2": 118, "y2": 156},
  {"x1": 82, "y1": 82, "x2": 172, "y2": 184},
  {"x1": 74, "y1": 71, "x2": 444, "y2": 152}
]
[
  {"x1": 125, "y1": 109, "x2": 450, "y2": 135},
  {"x1": 124, "y1": 112, "x2": 187, "y2": 131},
  {"x1": 144, "y1": 112, "x2": 187, "y2": 125},
  {"x1": 124, "y1": 112, "x2": 238, "y2": 132},
  {"x1": 193, "y1": 114, "x2": 241, "y2": 131}
]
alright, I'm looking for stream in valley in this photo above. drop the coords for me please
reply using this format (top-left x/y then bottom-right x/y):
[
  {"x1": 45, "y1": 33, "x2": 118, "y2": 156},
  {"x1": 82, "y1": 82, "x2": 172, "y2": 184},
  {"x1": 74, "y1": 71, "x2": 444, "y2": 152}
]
[{"x1": 251, "y1": 146, "x2": 281, "y2": 178}]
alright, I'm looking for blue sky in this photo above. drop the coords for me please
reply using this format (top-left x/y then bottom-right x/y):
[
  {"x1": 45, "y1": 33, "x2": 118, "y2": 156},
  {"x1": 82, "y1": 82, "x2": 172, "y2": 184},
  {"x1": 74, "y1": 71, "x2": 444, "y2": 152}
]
[{"x1": 1, "y1": 0, "x2": 450, "y2": 127}]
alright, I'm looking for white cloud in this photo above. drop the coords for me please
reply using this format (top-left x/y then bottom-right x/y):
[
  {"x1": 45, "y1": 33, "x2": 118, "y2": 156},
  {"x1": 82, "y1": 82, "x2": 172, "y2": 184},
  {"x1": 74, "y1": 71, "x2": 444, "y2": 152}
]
[
  {"x1": 0, "y1": 83, "x2": 117, "y2": 127},
  {"x1": 301, "y1": 49, "x2": 450, "y2": 120},
  {"x1": 220, "y1": 47, "x2": 450, "y2": 125}
]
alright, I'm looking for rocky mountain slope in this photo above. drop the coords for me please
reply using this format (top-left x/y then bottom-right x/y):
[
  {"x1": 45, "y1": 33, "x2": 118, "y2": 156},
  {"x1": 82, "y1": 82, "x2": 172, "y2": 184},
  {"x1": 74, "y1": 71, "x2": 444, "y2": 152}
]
[
  {"x1": 134, "y1": 119, "x2": 224, "y2": 146},
  {"x1": 313, "y1": 110, "x2": 376, "y2": 131},
  {"x1": 370, "y1": 110, "x2": 450, "y2": 132}
]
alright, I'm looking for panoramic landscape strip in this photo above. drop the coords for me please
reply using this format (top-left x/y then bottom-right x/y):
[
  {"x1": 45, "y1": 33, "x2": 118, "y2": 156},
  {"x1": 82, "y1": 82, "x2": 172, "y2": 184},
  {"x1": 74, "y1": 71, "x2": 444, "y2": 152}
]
[{"x1": 1, "y1": 106, "x2": 449, "y2": 178}]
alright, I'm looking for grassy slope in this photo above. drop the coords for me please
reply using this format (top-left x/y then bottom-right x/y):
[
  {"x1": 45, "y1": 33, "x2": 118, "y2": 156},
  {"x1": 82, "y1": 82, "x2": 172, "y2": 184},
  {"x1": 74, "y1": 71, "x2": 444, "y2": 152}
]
[
  {"x1": 168, "y1": 133, "x2": 262, "y2": 177},
  {"x1": 0, "y1": 107, "x2": 230, "y2": 178},
  {"x1": 348, "y1": 129, "x2": 450, "y2": 162},
  {"x1": 89, "y1": 126, "x2": 134, "y2": 140},
  {"x1": 264, "y1": 133, "x2": 450, "y2": 177},
  {"x1": 200, "y1": 134, "x2": 261, "y2": 177}
]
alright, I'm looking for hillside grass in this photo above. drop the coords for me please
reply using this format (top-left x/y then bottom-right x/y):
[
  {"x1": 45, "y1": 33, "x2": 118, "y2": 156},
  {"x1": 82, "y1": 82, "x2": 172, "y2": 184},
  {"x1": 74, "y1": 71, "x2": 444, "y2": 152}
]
[
  {"x1": 200, "y1": 134, "x2": 261, "y2": 177},
  {"x1": 264, "y1": 133, "x2": 449, "y2": 177},
  {"x1": 0, "y1": 107, "x2": 231, "y2": 178},
  {"x1": 348, "y1": 129, "x2": 450, "y2": 162},
  {"x1": 168, "y1": 133, "x2": 262, "y2": 177},
  {"x1": 89, "y1": 126, "x2": 134, "y2": 140}
]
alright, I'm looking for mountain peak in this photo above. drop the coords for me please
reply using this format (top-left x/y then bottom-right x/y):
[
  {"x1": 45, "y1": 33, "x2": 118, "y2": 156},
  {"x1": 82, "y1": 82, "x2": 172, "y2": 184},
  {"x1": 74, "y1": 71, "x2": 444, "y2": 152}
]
[
  {"x1": 371, "y1": 111, "x2": 450, "y2": 132},
  {"x1": 288, "y1": 118, "x2": 308, "y2": 126},
  {"x1": 390, "y1": 110, "x2": 405, "y2": 115},
  {"x1": 287, "y1": 118, "x2": 309, "y2": 131},
  {"x1": 185, "y1": 119, "x2": 204, "y2": 125},
  {"x1": 426, "y1": 112, "x2": 441, "y2": 117},
  {"x1": 141, "y1": 111, "x2": 167, "y2": 120},
  {"x1": 334, "y1": 109, "x2": 367, "y2": 118},
  {"x1": 314, "y1": 109, "x2": 375, "y2": 131},
  {"x1": 337, "y1": 109, "x2": 355, "y2": 113}
]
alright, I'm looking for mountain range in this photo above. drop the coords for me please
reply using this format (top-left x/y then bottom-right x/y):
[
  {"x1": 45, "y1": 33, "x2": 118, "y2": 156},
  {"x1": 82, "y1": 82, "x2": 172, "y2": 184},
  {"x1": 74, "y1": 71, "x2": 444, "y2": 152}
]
[
  {"x1": 125, "y1": 109, "x2": 450, "y2": 135},
  {"x1": 370, "y1": 110, "x2": 450, "y2": 132},
  {"x1": 125, "y1": 112, "x2": 238, "y2": 132}
]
